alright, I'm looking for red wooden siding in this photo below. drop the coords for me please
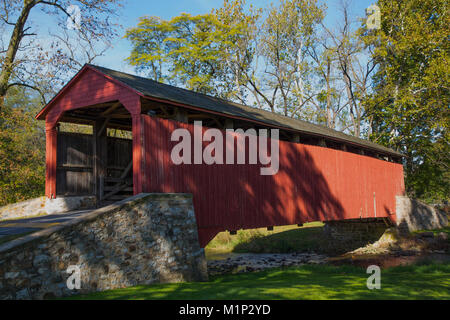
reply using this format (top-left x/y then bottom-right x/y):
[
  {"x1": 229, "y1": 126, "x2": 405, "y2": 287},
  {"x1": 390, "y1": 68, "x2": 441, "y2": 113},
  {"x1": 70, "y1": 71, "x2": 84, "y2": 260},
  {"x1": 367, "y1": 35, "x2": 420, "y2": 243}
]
[
  {"x1": 142, "y1": 115, "x2": 405, "y2": 247},
  {"x1": 44, "y1": 68, "x2": 142, "y2": 129},
  {"x1": 42, "y1": 67, "x2": 142, "y2": 198}
]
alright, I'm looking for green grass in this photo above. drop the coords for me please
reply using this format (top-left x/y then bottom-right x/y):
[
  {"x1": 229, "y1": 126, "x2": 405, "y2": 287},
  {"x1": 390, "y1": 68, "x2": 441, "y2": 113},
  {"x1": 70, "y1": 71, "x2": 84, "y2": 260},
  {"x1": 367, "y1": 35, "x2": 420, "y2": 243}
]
[
  {"x1": 206, "y1": 223, "x2": 325, "y2": 255},
  {"x1": 205, "y1": 222, "x2": 364, "y2": 256},
  {"x1": 414, "y1": 225, "x2": 450, "y2": 238},
  {"x1": 67, "y1": 263, "x2": 450, "y2": 300}
]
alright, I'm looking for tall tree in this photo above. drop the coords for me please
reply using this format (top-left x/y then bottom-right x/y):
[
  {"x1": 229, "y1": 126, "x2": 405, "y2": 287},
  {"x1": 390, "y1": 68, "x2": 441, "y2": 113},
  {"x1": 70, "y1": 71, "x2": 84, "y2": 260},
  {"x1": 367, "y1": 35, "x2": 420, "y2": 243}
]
[
  {"x1": 0, "y1": 87, "x2": 45, "y2": 205},
  {"x1": 261, "y1": 0, "x2": 324, "y2": 116},
  {"x1": 0, "y1": 0, "x2": 122, "y2": 110},
  {"x1": 126, "y1": 0, "x2": 260, "y2": 102},
  {"x1": 365, "y1": 0, "x2": 449, "y2": 200},
  {"x1": 126, "y1": 0, "x2": 324, "y2": 117},
  {"x1": 320, "y1": 1, "x2": 377, "y2": 137}
]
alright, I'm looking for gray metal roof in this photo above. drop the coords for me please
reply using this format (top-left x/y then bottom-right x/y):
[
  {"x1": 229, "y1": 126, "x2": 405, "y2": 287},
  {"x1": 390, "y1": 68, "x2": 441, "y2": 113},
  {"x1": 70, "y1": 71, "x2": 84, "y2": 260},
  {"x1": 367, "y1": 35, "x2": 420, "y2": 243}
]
[{"x1": 89, "y1": 64, "x2": 403, "y2": 157}]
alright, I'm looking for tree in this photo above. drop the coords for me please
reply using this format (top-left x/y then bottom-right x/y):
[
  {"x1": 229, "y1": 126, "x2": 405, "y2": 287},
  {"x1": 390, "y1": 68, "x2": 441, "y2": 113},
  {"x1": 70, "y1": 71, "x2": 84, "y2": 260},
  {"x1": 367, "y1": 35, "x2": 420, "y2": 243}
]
[
  {"x1": 260, "y1": 0, "x2": 324, "y2": 116},
  {"x1": 365, "y1": 0, "x2": 449, "y2": 201},
  {"x1": 318, "y1": 1, "x2": 377, "y2": 137},
  {"x1": 126, "y1": 0, "x2": 260, "y2": 102},
  {"x1": 0, "y1": 87, "x2": 45, "y2": 205},
  {"x1": 125, "y1": 0, "x2": 324, "y2": 117},
  {"x1": 0, "y1": 0, "x2": 123, "y2": 110}
]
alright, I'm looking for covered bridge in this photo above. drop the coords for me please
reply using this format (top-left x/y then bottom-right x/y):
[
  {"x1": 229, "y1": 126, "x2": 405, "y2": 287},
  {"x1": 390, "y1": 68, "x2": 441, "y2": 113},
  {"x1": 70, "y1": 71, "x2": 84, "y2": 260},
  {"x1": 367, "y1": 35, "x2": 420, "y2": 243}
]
[{"x1": 36, "y1": 64, "x2": 405, "y2": 247}]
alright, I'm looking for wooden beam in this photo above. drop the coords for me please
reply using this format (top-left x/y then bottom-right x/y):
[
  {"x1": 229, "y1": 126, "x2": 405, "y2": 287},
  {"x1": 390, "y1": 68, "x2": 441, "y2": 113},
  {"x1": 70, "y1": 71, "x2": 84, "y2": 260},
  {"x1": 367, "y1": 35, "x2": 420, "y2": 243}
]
[
  {"x1": 187, "y1": 114, "x2": 212, "y2": 119},
  {"x1": 159, "y1": 104, "x2": 171, "y2": 117},
  {"x1": 102, "y1": 182, "x2": 131, "y2": 201},
  {"x1": 174, "y1": 107, "x2": 188, "y2": 123},
  {"x1": 212, "y1": 117, "x2": 223, "y2": 129},
  {"x1": 101, "y1": 101, "x2": 122, "y2": 116},
  {"x1": 120, "y1": 161, "x2": 133, "y2": 179},
  {"x1": 291, "y1": 133, "x2": 301, "y2": 143},
  {"x1": 97, "y1": 116, "x2": 111, "y2": 137},
  {"x1": 224, "y1": 119, "x2": 234, "y2": 129},
  {"x1": 93, "y1": 119, "x2": 107, "y2": 204},
  {"x1": 109, "y1": 114, "x2": 132, "y2": 119},
  {"x1": 101, "y1": 161, "x2": 133, "y2": 201},
  {"x1": 280, "y1": 130, "x2": 291, "y2": 140}
]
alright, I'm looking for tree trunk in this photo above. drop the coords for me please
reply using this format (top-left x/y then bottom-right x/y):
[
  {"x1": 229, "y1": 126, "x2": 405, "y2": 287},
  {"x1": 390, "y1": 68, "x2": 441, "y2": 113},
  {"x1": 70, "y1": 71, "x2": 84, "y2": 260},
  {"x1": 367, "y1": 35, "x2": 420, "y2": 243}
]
[
  {"x1": 326, "y1": 56, "x2": 332, "y2": 128},
  {"x1": 0, "y1": 1, "x2": 36, "y2": 111}
]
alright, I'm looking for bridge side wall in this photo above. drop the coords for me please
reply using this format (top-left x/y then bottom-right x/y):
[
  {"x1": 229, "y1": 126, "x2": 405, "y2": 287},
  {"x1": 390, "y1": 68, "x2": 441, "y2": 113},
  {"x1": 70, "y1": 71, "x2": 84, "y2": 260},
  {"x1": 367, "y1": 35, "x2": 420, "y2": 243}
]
[
  {"x1": 0, "y1": 194, "x2": 207, "y2": 300},
  {"x1": 142, "y1": 116, "x2": 405, "y2": 247}
]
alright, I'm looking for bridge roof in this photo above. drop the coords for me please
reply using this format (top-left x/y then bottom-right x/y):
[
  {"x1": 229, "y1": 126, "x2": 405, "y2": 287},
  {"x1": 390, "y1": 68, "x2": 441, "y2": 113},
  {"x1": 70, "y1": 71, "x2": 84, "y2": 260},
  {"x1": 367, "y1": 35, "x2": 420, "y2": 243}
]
[{"x1": 38, "y1": 64, "x2": 404, "y2": 157}]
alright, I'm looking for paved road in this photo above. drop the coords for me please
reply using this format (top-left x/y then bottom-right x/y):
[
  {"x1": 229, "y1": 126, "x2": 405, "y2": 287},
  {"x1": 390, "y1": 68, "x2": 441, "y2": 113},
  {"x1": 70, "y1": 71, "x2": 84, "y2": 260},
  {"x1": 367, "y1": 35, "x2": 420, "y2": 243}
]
[{"x1": 0, "y1": 210, "x2": 92, "y2": 238}]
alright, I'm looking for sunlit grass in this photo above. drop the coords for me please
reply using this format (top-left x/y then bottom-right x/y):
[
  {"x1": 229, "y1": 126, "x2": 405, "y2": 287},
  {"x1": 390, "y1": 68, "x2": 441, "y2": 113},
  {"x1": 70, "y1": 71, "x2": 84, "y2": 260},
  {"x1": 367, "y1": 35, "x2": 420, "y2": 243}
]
[
  {"x1": 205, "y1": 222, "x2": 325, "y2": 257},
  {"x1": 67, "y1": 263, "x2": 450, "y2": 300},
  {"x1": 414, "y1": 225, "x2": 450, "y2": 239}
]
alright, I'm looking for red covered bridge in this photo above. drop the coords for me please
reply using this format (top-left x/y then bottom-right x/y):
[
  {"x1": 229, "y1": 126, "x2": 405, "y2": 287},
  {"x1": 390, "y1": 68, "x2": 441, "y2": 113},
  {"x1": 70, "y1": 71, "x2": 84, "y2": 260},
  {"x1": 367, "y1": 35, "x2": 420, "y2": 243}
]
[{"x1": 36, "y1": 64, "x2": 405, "y2": 247}]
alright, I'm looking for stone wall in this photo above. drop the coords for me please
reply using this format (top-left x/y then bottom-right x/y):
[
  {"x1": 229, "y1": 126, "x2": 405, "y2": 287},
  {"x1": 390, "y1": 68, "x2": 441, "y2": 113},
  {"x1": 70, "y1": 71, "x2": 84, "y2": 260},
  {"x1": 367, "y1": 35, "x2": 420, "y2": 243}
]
[
  {"x1": 323, "y1": 218, "x2": 390, "y2": 245},
  {"x1": 0, "y1": 193, "x2": 208, "y2": 299},
  {"x1": 396, "y1": 196, "x2": 448, "y2": 233},
  {"x1": 0, "y1": 196, "x2": 96, "y2": 221},
  {"x1": 324, "y1": 197, "x2": 449, "y2": 247}
]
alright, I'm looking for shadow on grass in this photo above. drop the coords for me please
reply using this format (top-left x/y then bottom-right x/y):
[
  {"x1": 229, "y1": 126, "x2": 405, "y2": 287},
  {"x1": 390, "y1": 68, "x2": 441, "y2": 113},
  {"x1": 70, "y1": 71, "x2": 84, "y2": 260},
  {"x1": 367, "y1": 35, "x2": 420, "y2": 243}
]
[
  {"x1": 231, "y1": 226, "x2": 370, "y2": 255},
  {"x1": 67, "y1": 263, "x2": 450, "y2": 300},
  {"x1": 232, "y1": 227, "x2": 325, "y2": 253}
]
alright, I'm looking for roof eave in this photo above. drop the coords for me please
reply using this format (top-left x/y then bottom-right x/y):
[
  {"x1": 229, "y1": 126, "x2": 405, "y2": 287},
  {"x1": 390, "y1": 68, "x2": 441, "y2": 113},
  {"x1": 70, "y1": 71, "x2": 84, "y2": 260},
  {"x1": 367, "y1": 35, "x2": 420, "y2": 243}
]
[
  {"x1": 140, "y1": 95, "x2": 404, "y2": 158},
  {"x1": 35, "y1": 65, "x2": 92, "y2": 121}
]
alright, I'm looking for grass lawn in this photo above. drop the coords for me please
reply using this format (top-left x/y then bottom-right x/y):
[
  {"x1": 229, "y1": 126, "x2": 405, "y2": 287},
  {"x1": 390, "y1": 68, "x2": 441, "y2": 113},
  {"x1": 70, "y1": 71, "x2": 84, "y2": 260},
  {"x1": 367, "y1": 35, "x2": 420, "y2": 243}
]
[
  {"x1": 68, "y1": 263, "x2": 450, "y2": 300},
  {"x1": 205, "y1": 222, "x2": 326, "y2": 256},
  {"x1": 205, "y1": 222, "x2": 367, "y2": 256},
  {"x1": 414, "y1": 225, "x2": 450, "y2": 239}
]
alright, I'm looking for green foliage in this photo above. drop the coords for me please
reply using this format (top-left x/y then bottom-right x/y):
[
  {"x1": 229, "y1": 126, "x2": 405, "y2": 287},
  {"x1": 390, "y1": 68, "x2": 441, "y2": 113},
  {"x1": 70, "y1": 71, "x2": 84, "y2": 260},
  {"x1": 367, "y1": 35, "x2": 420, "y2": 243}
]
[
  {"x1": 125, "y1": 0, "x2": 325, "y2": 113},
  {"x1": 0, "y1": 88, "x2": 45, "y2": 206},
  {"x1": 125, "y1": 2, "x2": 258, "y2": 100},
  {"x1": 364, "y1": 0, "x2": 449, "y2": 202}
]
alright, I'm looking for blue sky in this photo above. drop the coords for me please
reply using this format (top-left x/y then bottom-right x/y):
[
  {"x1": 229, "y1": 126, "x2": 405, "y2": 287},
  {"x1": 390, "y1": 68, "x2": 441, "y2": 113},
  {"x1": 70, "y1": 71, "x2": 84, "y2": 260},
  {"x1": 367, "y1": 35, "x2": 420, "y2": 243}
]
[{"x1": 91, "y1": 0, "x2": 375, "y2": 73}]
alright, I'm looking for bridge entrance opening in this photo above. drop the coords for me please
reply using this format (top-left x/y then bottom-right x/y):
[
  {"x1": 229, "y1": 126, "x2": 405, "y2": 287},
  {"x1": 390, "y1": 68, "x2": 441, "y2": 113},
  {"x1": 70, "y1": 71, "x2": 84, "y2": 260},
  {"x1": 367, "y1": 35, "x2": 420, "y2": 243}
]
[{"x1": 55, "y1": 102, "x2": 133, "y2": 206}]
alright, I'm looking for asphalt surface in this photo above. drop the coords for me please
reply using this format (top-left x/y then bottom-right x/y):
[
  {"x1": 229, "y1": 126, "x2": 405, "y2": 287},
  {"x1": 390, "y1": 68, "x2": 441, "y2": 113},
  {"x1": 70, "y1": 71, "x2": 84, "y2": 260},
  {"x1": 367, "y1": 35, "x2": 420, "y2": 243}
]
[{"x1": 0, "y1": 210, "x2": 92, "y2": 238}]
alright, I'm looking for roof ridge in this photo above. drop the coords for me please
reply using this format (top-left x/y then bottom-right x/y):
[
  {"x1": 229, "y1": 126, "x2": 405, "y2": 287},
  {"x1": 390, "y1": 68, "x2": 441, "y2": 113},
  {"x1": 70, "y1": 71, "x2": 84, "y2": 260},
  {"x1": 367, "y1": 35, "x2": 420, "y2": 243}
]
[
  {"x1": 88, "y1": 65, "x2": 344, "y2": 133},
  {"x1": 86, "y1": 64, "x2": 402, "y2": 157}
]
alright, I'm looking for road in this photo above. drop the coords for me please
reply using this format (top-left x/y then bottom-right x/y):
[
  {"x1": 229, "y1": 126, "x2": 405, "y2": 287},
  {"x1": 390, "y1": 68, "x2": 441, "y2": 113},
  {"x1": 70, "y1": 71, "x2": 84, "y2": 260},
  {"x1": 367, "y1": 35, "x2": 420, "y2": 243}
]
[{"x1": 0, "y1": 210, "x2": 92, "y2": 239}]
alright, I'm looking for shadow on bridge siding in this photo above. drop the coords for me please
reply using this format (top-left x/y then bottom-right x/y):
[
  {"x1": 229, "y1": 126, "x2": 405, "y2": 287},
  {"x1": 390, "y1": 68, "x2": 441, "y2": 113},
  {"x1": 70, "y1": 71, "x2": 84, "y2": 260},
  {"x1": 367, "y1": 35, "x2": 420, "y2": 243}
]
[{"x1": 142, "y1": 116, "x2": 346, "y2": 247}]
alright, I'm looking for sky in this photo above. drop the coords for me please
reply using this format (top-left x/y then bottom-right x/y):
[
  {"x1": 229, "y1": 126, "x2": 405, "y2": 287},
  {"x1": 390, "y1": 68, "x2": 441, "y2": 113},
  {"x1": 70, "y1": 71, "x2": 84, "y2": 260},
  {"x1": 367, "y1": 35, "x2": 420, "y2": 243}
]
[{"x1": 89, "y1": 0, "x2": 376, "y2": 74}]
